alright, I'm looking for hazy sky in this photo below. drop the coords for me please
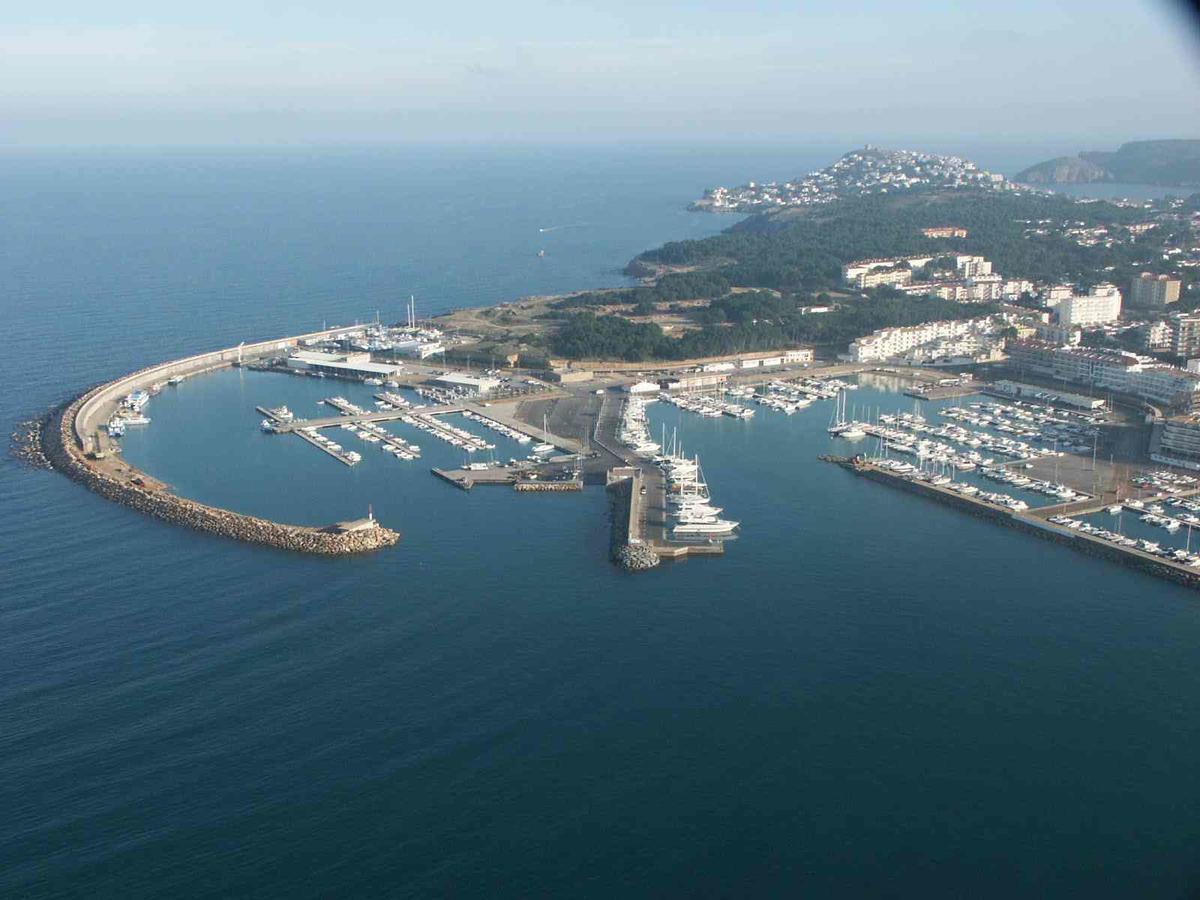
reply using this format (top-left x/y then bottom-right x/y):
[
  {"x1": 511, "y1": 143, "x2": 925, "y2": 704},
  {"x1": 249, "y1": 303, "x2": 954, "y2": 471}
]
[{"x1": 3, "y1": 0, "x2": 1199, "y2": 147}]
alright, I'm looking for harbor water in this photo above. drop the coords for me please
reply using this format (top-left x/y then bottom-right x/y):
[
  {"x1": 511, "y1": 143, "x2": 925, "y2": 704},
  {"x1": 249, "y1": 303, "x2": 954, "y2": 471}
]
[{"x1": 4, "y1": 147, "x2": 1200, "y2": 898}]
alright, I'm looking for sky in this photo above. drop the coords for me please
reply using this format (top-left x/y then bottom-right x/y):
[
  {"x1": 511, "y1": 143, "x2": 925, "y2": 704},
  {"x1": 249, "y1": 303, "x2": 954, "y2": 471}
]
[{"x1": 2, "y1": 0, "x2": 1199, "y2": 147}]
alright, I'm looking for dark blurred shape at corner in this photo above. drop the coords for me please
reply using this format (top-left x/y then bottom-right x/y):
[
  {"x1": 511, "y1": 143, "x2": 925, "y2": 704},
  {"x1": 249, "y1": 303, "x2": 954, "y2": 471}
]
[{"x1": 1169, "y1": 0, "x2": 1200, "y2": 39}]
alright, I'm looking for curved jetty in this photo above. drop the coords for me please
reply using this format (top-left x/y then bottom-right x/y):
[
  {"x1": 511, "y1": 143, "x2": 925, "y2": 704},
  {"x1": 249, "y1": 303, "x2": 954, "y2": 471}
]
[{"x1": 41, "y1": 327, "x2": 400, "y2": 555}]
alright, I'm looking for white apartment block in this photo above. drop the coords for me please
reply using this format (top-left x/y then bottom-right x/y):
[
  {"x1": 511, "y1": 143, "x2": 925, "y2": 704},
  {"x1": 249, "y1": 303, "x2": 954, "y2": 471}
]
[
  {"x1": 1007, "y1": 341, "x2": 1200, "y2": 410},
  {"x1": 856, "y1": 268, "x2": 914, "y2": 289},
  {"x1": 1052, "y1": 283, "x2": 1123, "y2": 328},
  {"x1": 842, "y1": 256, "x2": 935, "y2": 283},
  {"x1": 845, "y1": 317, "x2": 1000, "y2": 364}
]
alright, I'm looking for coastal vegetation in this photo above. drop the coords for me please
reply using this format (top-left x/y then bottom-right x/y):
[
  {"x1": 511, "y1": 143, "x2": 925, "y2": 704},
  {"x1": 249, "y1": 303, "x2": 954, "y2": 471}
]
[
  {"x1": 552, "y1": 271, "x2": 731, "y2": 309},
  {"x1": 550, "y1": 294, "x2": 993, "y2": 361},
  {"x1": 442, "y1": 183, "x2": 1198, "y2": 364},
  {"x1": 633, "y1": 189, "x2": 1176, "y2": 290}
]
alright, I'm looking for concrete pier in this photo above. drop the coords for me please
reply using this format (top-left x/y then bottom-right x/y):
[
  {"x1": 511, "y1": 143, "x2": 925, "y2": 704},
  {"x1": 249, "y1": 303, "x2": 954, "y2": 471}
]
[
  {"x1": 597, "y1": 396, "x2": 727, "y2": 567},
  {"x1": 828, "y1": 456, "x2": 1200, "y2": 591}
]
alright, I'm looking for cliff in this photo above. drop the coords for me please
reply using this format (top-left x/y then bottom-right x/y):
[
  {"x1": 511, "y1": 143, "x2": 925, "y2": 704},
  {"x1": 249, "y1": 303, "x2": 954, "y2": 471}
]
[
  {"x1": 1016, "y1": 139, "x2": 1200, "y2": 187},
  {"x1": 1013, "y1": 156, "x2": 1111, "y2": 185}
]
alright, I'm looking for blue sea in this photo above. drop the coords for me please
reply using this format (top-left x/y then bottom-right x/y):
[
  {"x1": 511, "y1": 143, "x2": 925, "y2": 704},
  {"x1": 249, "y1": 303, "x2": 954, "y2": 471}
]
[{"x1": 4, "y1": 146, "x2": 1200, "y2": 899}]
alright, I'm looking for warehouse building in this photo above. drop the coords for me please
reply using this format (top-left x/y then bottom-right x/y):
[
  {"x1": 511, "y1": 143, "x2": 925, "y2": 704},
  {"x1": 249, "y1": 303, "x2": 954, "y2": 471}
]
[
  {"x1": 431, "y1": 373, "x2": 501, "y2": 396},
  {"x1": 286, "y1": 350, "x2": 404, "y2": 380}
]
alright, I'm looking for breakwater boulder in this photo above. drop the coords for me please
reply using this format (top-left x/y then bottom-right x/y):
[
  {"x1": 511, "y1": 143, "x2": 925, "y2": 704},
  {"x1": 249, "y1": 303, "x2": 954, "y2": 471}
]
[
  {"x1": 615, "y1": 543, "x2": 660, "y2": 571},
  {"x1": 41, "y1": 389, "x2": 400, "y2": 556},
  {"x1": 606, "y1": 476, "x2": 660, "y2": 571},
  {"x1": 10, "y1": 415, "x2": 51, "y2": 469}
]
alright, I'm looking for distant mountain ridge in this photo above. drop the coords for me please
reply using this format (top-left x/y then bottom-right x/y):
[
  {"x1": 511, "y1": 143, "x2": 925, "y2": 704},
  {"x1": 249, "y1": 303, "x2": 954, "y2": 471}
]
[{"x1": 1015, "y1": 139, "x2": 1200, "y2": 187}]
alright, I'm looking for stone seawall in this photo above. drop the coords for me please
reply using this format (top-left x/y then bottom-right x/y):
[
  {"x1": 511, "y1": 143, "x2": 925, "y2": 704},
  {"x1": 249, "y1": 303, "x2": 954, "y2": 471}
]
[
  {"x1": 606, "y1": 478, "x2": 659, "y2": 571},
  {"x1": 838, "y1": 458, "x2": 1200, "y2": 591},
  {"x1": 44, "y1": 389, "x2": 400, "y2": 556}
]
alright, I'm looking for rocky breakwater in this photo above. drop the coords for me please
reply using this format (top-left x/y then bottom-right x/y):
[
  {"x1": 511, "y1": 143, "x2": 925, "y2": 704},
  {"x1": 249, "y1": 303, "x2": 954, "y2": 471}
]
[
  {"x1": 615, "y1": 543, "x2": 660, "y2": 571},
  {"x1": 10, "y1": 415, "x2": 51, "y2": 469},
  {"x1": 41, "y1": 389, "x2": 400, "y2": 555},
  {"x1": 606, "y1": 476, "x2": 660, "y2": 571}
]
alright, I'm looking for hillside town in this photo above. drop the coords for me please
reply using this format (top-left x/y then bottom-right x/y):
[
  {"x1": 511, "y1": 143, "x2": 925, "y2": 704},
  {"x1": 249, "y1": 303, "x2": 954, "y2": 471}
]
[{"x1": 691, "y1": 146, "x2": 1018, "y2": 213}]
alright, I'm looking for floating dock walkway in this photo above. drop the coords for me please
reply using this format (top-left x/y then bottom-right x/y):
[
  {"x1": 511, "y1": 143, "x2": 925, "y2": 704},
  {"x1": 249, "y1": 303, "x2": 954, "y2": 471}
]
[{"x1": 432, "y1": 465, "x2": 583, "y2": 491}]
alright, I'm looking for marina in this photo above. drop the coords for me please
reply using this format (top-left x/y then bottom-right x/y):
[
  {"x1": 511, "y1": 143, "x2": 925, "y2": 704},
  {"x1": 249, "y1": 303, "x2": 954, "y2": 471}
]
[
  {"x1": 41, "y1": 316, "x2": 1200, "y2": 584},
  {"x1": 15, "y1": 138, "x2": 1200, "y2": 900}
]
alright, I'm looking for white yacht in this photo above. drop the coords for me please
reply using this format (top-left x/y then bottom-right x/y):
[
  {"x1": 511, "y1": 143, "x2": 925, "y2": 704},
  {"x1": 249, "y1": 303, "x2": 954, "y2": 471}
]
[{"x1": 673, "y1": 518, "x2": 740, "y2": 536}]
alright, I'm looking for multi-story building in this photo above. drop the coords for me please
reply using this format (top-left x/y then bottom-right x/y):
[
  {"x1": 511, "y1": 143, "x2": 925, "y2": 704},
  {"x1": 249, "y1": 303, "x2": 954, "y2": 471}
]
[
  {"x1": 1043, "y1": 284, "x2": 1075, "y2": 305},
  {"x1": 845, "y1": 317, "x2": 1002, "y2": 364},
  {"x1": 1002, "y1": 279, "x2": 1035, "y2": 300},
  {"x1": 856, "y1": 267, "x2": 913, "y2": 290},
  {"x1": 954, "y1": 255, "x2": 993, "y2": 278},
  {"x1": 1006, "y1": 340, "x2": 1200, "y2": 410},
  {"x1": 922, "y1": 226, "x2": 968, "y2": 239},
  {"x1": 1174, "y1": 314, "x2": 1200, "y2": 357},
  {"x1": 1150, "y1": 415, "x2": 1200, "y2": 469},
  {"x1": 1139, "y1": 320, "x2": 1174, "y2": 351},
  {"x1": 842, "y1": 256, "x2": 935, "y2": 283},
  {"x1": 1129, "y1": 272, "x2": 1182, "y2": 309},
  {"x1": 899, "y1": 275, "x2": 1003, "y2": 303},
  {"x1": 1032, "y1": 321, "x2": 1082, "y2": 345},
  {"x1": 1052, "y1": 283, "x2": 1123, "y2": 327}
]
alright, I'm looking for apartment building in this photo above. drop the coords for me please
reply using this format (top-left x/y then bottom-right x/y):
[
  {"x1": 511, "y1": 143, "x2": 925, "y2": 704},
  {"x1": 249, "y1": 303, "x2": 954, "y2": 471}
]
[
  {"x1": 1129, "y1": 272, "x2": 1182, "y2": 309},
  {"x1": 1007, "y1": 340, "x2": 1200, "y2": 410}
]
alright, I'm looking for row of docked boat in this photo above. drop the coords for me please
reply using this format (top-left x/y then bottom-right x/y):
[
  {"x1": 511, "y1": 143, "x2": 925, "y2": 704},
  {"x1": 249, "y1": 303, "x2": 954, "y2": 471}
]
[
  {"x1": 1137, "y1": 511, "x2": 1191, "y2": 533},
  {"x1": 323, "y1": 396, "x2": 367, "y2": 415},
  {"x1": 872, "y1": 458, "x2": 1030, "y2": 511},
  {"x1": 867, "y1": 428, "x2": 996, "y2": 472},
  {"x1": 298, "y1": 426, "x2": 362, "y2": 464},
  {"x1": 663, "y1": 393, "x2": 755, "y2": 419},
  {"x1": 657, "y1": 448, "x2": 739, "y2": 537},
  {"x1": 1048, "y1": 515, "x2": 1200, "y2": 566},
  {"x1": 1164, "y1": 495, "x2": 1200, "y2": 514},
  {"x1": 374, "y1": 391, "x2": 412, "y2": 411},
  {"x1": 942, "y1": 401, "x2": 1098, "y2": 453},
  {"x1": 755, "y1": 392, "x2": 810, "y2": 415},
  {"x1": 400, "y1": 413, "x2": 494, "y2": 452},
  {"x1": 342, "y1": 421, "x2": 422, "y2": 461},
  {"x1": 107, "y1": 389, "x2": 154, "y2": 436},
  {"x1": 977, "y1": 467, "x2": 1088, "y2": 502},
  {"x1": 617, "y1": 398, "x2": 661, "y2": 458},
  {"x1": 1131, "y1": 470, "x2": 1199, "y2": 495},
  {"x1": 260, "y1": 405, "x2": 295, "y2": 432},
  {"x1": 879, "y1": 410, "x2": 1050, "y2": 461},
  {"x1": 1120, "y1": 499, "x2": 1200, "y2": 532},
  {"x1": 755, "y1": 378, "x2": 856, "y2": 417},
  {"x1": 941, "y1": 479, "x2": 1029, "y2": 511},
  {"x1": 773, "y1": 377, "x2": 857, "y2": 401},
  {"x1": 461, "y1": 410, "x2": 532, "y2": 444},
  {"x1": 827, "y1": 389, "x2": 866, "y2": 439}
]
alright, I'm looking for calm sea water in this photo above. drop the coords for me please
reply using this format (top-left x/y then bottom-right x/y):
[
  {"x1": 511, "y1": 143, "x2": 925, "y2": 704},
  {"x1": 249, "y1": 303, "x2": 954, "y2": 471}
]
[
  {"x1": 1044, "y1": 182, "x2": 1189, "y2": 202},
  {"x1": 4, "y1": 147, "x2": 1200, "y2": 899}
]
